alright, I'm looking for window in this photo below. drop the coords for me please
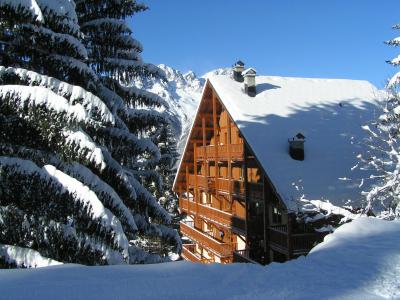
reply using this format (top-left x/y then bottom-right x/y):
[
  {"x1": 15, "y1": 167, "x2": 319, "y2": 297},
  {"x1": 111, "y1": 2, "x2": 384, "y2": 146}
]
[{"x1": 272, "y1": 206, "x2": 282, "y2": 224}]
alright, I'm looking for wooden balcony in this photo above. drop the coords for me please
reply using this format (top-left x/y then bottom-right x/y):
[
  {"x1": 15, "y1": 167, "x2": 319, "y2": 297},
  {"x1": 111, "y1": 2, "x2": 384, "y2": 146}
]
[
  {"x1": 179, "y1": 197, "x2": 232, "y2": 228},
  {"x1": 233, "y1": 249, "x2": 257, "y2": 264},
  {"x1": 182, "y1": 244, "x2": 213, "y2": 263},
  {"x1": 268, "y1": 225, "x2": 326, "y2": 256},
  {"x1": 196, "y1": 144, "x2": 244, "y2": 161},
  {"x1": 188, "y1": 174, "x2": 215, "y2": 191},
  {"x1": 248, "y1": 182, "x2": 263, "y2": 200},
  {"x1": 216, "y1": 178, "x2": 245, "y2": 196},
  {"x1": 181, "y1": 244, "x2": 201, "y2": 263},
  {"x1": 180, "y1": 221, "x2": 233, "y2": 258},
  {"x1": 231, "y1": 215, "x2": 246, "y2": 235},
  {"x1": 188, "y1": 175, "x2": 247, "y2": 198}
]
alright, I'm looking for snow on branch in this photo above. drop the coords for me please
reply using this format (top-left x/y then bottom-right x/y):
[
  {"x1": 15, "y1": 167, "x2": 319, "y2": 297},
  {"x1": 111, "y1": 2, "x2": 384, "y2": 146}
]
[
  {"x1": 388, "y1": 54, "x2": 400, "y2": 67},
  {"x1": 125, "y1": 172, "x2": 171, "y2": 224},
  {"x1": 65, "y1": 162, "x2": 138, "y2": 233},
  {"x1": 43, "y1": 164, "x2": 130, "y2": 260},
  {"x1": 124, "y1": 109, "x2": 170, "y2": 129},
  {"x1": 0, "y1": 85, "x2": 88, "y2": 124},
  {"x1": 0, "y1": 244, "x2": 62, "y2": 268},
  {"x1": 121, "y1": 87, "x2": 169, "y2": 109},
  {"x1": 0, "y1": 157, "x2": 130, "y2": 262},
  {"x1": 63, "y1": 129, "x2": 107, "y2": 170},
  {"x1": 0, "y1": 0, "x2": 44, "y2": 22},
  {"x1": 20, "y1": 24, "x2": 88, "y2": 59},
  {"x1": 388, "y1": 71, "x2": 400, "y2": 89},
  {"x1": 0, "y1": 67, "x2": 114, "y2": 125},
  {"x1": 386, "y1": 36, "x2": 400, "y2": 47},
  {"x1": 104, "y1": 59, "x2": 166, "y2": 80},
  {"x1": 47, "y1": 54, "x2": 98, "y2": 84},
  {"x1": 101, "y1": 127, "x2": 161, "y2": 161},
  {"x1": 36, "y1": 0, "x2": 80, "y2": 35},
  {"x1": 81, "y1": 18, "x2": 133, "y2": 36}
]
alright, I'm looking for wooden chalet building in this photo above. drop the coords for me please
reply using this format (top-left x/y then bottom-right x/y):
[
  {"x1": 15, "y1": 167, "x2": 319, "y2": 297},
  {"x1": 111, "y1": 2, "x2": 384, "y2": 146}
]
[{"x1": 173, "y1": 61, "x2": 380, "y2": 265}]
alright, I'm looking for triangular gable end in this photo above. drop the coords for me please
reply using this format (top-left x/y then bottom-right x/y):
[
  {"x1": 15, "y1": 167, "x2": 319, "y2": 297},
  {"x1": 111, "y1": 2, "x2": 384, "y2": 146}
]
[{"x1": 173, "y1": 79, "x2": 287, "y2": 211}]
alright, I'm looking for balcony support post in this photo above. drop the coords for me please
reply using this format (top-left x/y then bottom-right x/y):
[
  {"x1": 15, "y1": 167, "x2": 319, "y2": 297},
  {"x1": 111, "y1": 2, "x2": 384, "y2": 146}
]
[
  {"x1": 194, "y1": 143, "x2": 200, "y2": 223},
  {"x1": 186, "y1": 165, "x2": 190, "y2": 217},
  {"x1": 227, "y1": 117, "x2": 232, "y2": 213},
  {"x1": 212, "y1": 93, "x2": 220, "y2": 209},
  {"x1": 243, "y1": 145, "x2": 249, "y2": 247},
  {"x1": 287, "y1": 214, "x2": 293, "y2": 259}
]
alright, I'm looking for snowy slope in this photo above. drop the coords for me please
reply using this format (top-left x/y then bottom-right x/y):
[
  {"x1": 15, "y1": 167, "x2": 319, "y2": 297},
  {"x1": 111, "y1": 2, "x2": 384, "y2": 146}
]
[
  {"x1": 134, "y1": 64, "x2": 203, "y2": 153},
  {"x1": 134, "y1": 65, "x2": 230, "y2": 154},
  {"x1": 0, "y1": 217, "x2": 398, "y2": 299}
]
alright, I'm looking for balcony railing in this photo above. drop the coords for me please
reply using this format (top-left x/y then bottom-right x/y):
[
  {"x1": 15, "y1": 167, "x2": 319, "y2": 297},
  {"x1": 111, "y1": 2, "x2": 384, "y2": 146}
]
[
  {"x1": 179, "y1": 197, "x2": 232, "y2": 228},
  {"x1": 188, "y1": 175, "x2": 215, "y2": 191},
  {"x1": 181, "y1": 244, "x2": 201, "y2": 263},
  {"x1": 196, "y1": 144, "x2": 244, "y2": 161},
  {"x1": 180, "y1": 221, "x2": 232, "y2": 258},
  {"x1": 268, "y1": 225, "x2": 326, "y2": 256},
  {"x1": 233, "y1": 249, "x2": 258, "y2": 264},
  {"x1": 248, "y1": 182, "x2": 263, "y2": 200},
  {"x1": 231, "y1": 215, "x2": 246, "y2": 234},
  {"x1": 216, "y1": 178, "x2": 245, "y2": 196},
  {"x1": 187, "y1": 175, "x2": 246, "y2": 197}
]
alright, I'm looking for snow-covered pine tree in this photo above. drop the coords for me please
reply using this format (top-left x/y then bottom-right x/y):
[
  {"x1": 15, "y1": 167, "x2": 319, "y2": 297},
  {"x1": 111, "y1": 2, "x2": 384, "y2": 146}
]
[
  {"x1": 358, "y1": 23, "x2": 400, "y2": 219},
  {"x1": 0, "y1": 0, "x2": 180, "y2": 267},
  {"x1": 151, "y1": 125, "x2": 180, "y2": 225},
  {"x1": 74, "y1": 0, "x2": 181, "y2": 257}
]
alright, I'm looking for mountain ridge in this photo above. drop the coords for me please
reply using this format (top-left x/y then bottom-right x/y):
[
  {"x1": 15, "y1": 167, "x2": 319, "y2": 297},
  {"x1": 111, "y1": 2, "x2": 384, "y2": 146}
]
[{"x1": 135, "y1": 64, "x2": 231, "y2": 154}]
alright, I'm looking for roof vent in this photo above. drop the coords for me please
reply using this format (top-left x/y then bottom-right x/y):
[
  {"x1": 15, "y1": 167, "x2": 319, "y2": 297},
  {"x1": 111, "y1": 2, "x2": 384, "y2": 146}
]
[
  {"x1": 242, "y1": 68, "x2": 257, "y2": 97},
  {"x1": 288, "y1": 133, "x2": 305, "y2": 161},
  {"x1": 233, "y1": 60, "x2": 245, "y2": 82}
]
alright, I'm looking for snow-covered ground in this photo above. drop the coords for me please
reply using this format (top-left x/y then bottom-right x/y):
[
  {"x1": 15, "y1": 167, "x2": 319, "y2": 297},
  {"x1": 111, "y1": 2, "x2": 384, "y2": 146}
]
[{"x1": 0, "y1": 217, "x2": 398, "y2": 300}]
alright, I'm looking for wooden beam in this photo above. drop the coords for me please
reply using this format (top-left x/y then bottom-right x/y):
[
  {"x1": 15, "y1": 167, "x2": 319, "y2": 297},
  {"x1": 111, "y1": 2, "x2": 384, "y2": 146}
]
[
  {"x1": 186, "y1": 165, "x2": 190, "y2": 216},
  {"x1": 202, "y1": 116, "x2": 209, "y2": 183},
  {"x1": 287, "y1": 214, "x2": 293, "y2": 260},
  {"x1": 227, "y1": 116, "x2": 232, "y2": 213},
  {"x1": 194, "y1": 127, "x2": 214, "y2": 131},
  {"x1": 212, "y1": 92, "x2": 220, "y2": 210}
]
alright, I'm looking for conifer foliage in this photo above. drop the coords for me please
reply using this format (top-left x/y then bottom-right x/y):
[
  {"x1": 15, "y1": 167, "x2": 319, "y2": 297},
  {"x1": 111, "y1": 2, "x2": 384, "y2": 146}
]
[
  {"x1": 358, "y1": 24, "x2": 400, "y2": 219},
  {"x1": 0, "y1": 0, "x2": 181, "y2": 267}
]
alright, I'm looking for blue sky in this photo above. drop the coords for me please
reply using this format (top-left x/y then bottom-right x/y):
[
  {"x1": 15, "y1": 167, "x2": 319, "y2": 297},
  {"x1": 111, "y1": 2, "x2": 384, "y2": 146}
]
[{"x1": 130, "y1": 1, "x2": 399, "y2": 88}]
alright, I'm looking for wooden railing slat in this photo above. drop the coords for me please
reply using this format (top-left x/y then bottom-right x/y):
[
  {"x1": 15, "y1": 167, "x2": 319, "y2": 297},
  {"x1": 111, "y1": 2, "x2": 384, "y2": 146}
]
[
  {"x1": 180, "y1": 221, "x2": 232, "y2": 257},
  {"x1": 179, "y1": 197, "x2": 232, "y2": 227}
]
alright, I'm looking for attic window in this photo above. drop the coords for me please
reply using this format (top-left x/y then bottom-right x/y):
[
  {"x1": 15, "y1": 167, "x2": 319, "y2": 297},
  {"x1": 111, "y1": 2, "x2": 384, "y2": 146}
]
[{"x1": 288, "y1": 133, "x2": 305, "y2": 161}]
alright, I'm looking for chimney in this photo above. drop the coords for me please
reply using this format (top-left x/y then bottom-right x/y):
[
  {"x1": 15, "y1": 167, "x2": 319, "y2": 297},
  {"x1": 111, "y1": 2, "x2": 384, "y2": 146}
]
[
  {"x1": 288, "y1": 133, "x2": 305, "y2": 161},
  {"x1": 242, "y1": 68, "x2": 257, "y2": 97},
  {"x1": 232, "y1": 60, "x2": 245, "y2": 82}
]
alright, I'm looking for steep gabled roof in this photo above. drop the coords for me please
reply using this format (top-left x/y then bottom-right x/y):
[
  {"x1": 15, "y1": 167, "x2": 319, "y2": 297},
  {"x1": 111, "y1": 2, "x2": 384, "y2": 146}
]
[{"x1": 206, "y1": 74, "x2": 383, "y2": 211}]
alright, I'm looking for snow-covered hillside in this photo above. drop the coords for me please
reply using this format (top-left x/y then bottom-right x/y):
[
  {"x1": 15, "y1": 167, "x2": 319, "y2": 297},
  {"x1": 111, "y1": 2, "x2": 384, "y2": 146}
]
[
  {"x1": 134, "y1": 65, "x2": 231, "y2": 154},
  {"x1": 0, "y1": 217, "x2": 398, "y2": 300}
]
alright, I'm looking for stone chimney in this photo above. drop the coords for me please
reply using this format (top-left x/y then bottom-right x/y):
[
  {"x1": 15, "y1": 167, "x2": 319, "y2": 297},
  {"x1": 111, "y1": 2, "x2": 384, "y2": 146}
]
[
  {"x1": 288, "y1": 133, "x2": 305, "y2": 161},
  {"x1": 232, "y1": 60, "x2": 245, "y2": 82},
  {"x1": 242, "y1": 68, "x2": 257, "y2": 97}
]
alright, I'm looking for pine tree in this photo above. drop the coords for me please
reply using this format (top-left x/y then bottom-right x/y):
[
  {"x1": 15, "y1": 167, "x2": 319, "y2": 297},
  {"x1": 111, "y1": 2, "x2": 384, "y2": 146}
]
[
  {"x1": 152, "y1": 125, "x2": 180, "y2": 226},
  {"x1": 75, "y1": 0, "x2": 181, "y2": 259},
  {"x1": 0, "y1": 0, "x2": 181, "y2": 267},
  {"x1": 358, "y1": 23, "x2": 400, "y2": 219}
]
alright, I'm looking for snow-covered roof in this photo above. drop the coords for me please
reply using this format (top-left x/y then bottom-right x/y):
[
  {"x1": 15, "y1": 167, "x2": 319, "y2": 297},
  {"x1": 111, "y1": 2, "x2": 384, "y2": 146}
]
[{"x1": 208, "y1": 74, "x2": 383, "y2": 211}]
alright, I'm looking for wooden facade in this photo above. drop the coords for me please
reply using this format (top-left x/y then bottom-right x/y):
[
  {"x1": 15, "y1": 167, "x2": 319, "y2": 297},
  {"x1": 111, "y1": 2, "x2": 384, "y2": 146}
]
[{"x1": 173, "y1": 81, "x2": 326, "y2": 265}]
